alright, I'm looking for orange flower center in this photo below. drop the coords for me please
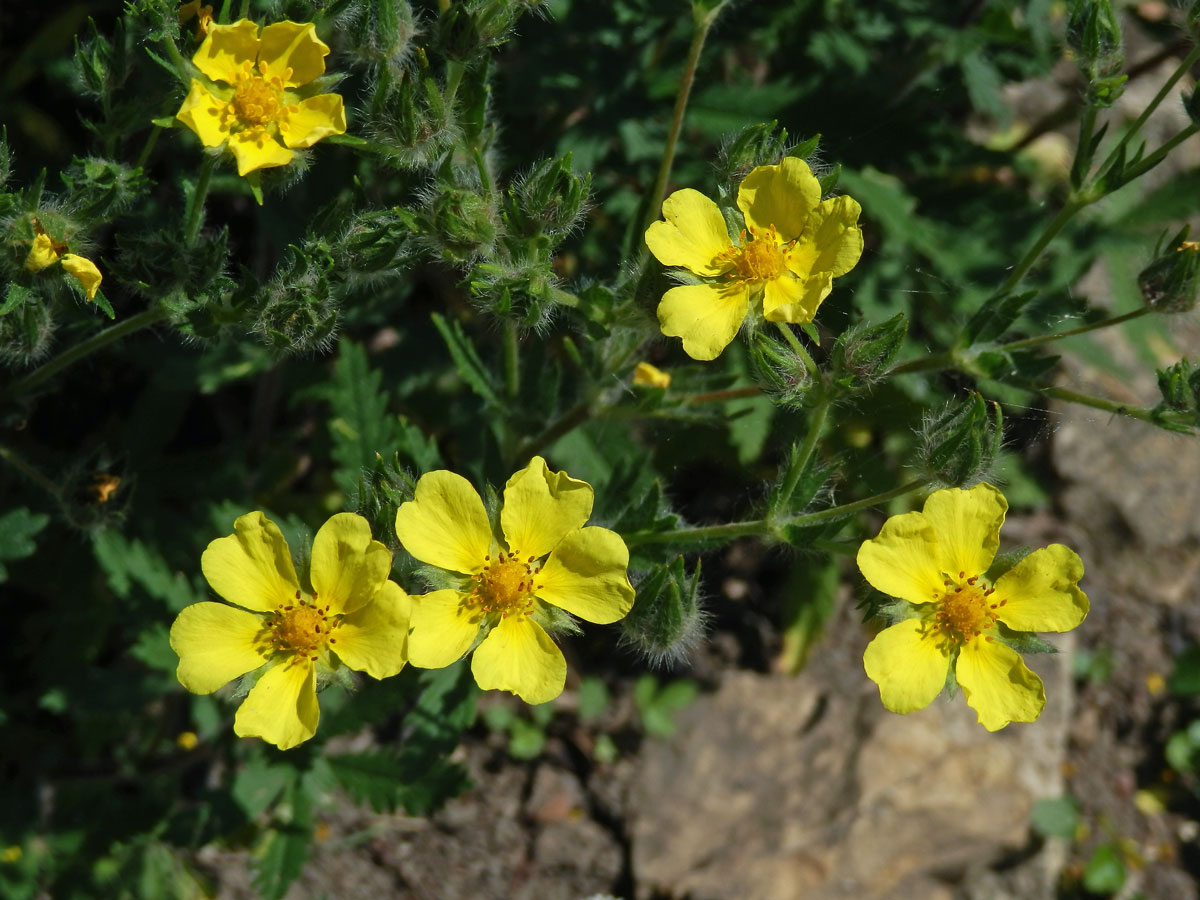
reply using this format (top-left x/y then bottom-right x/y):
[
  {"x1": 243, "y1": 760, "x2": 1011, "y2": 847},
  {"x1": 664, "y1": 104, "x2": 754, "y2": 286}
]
[
  {"x1": 931, "y1": 574, "x2": 1006, "y2": 644},
  {"x1": 269, "y1": 593, "x2": 341, "y2": 660},
  {"x1": 233, "y1": 70, "x2": 283, "y2": 125},
  {"x1": 718, "y1": 226, "x2": 789, "y2": 283},
  {"x1": 470, "y1": 550, "x2": 541, "y2": 617}
]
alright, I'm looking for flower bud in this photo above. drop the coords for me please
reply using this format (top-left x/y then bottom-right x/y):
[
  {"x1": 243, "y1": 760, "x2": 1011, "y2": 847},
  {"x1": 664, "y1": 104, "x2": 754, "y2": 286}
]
[
  {"x1": 1139, "y1": 227, "x2": 1200, "y2": 313},
  {"x1": 1067, "y1": 0, "x2": 1125, "y2": 103},
  {"x1": 748, "y1": 330, "x2": 813, "y2": 408},
  {"x1": 366, "y1": 66, "x2": 457, "y2": 168},
  {"x1": 252, "y1": 245, "x2": 339, "y2": 354},
  {"x1": 918, "y1": 393, "x2": 1003, "y2": 488},
  {"x1": 333, "y1": 207, "x2": 420, "y2": 283},
  {"x1": 1154, "y1": 358, "x2": 1200, "y2": 418},
  {"x1": 715, "y1": 122, "x2": 792, "y2": 192},
  {"x1": 0, "y1": 289, "x2": 55, "y2": 368},
  {"x1": 335, "y1": 0, "x2": 417, "y2": 71},
  {"x1": 467, "y1": 258, "x2": 562, "y2": 328},
  {"x1": 502, "y1": 154, "x2": 590, "y2": 243},
  {"x1": 427, "y1": 186, "x2": 497, "y2": 262},
  {"x1": 60, "y1": 157, "x2": 149, "y2": 220},
  {"x1": 830, "y1": 312, "x2": 907, "y2": 391},
  {"x1": 621, "y1": 556, "x2": 706, "y2": 668}
]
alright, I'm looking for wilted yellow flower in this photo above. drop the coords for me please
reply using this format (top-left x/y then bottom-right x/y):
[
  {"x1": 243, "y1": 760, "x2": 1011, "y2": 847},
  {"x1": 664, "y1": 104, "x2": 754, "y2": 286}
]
[
  {"x1": 395, "y1": 457, "x2": 635, "y2": 705},
  {"x1": 178, "y1": 1, "x2": 214, "y2": 41},
  {"x1": 23, "y1": 219, "x2": 102, "y2": 301},
  {"x1": 170, "y1": 512, "x2": 410, "y2": 749},
  {"x1": 645, "y1": 157, "x2": 863, "y2": 360},
  {"x1": 632, "y1": 361, "x2": 671, "y2": 389},
  {"x1": 175, "y1": 19, "x2": 346, "y2": 176},
  {"x1": 858, "y1": 483, "x2": 1088, "y2": 731}
]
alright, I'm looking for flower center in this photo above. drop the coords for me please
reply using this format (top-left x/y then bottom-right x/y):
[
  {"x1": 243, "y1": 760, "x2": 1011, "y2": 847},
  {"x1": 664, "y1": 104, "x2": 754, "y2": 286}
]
[
  {"x1": 232, "y1": 64, "x2": 285, "y2": 126},
  {"x1": 719, "y1": 226, "x2": 789, "y2": 283},
  {"x1": 931, "y1": 575, "x2": 1005, "y2": 644},
  {"x1": 470, "y1": 550, "x2": 541, "y2": 617},
  {"x1": 269, "y1": 593, "x2": 340, "y2": 660}
]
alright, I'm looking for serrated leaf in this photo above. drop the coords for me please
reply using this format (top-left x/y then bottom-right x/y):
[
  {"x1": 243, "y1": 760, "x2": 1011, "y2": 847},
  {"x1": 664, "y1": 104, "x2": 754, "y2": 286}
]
[
  {"x1": 92, "y1": 530, "x2": 208, "y2": 612},
  {"x1": 251, "y1": 822, "x2": 310, "y2": 900},
  {"x1": 327, "y1": 751, "x2": 410, "y2": 812},
  {"x1": 0, "y1": 507, "x2": 49, "y2": 582},
  {"x1": 0, "y1": 282, "x2": 31, "y2": 315},
  {"x1": 961, "y1": 290, "x2": 1037, "y2": 346},
  {"x1": 327, "y1": 339, "x2": 402, "y2": 497}
]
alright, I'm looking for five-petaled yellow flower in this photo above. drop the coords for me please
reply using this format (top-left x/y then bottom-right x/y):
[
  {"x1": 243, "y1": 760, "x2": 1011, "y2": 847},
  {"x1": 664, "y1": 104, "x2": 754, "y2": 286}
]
[
  {"x1": 395, "y1": 457, "x2": 636, "y2": 705},
  {"x1": 858, "y1": 483, "x2": 1088, "y2": 731},
  {"x1": 170, "y1": 511, "x2": 411, "y2": 750},
  {"x1": 24, "y1": 219, "x2": 102, "y2": 301},
  {"x1": 175, "y1": 19, "x2": 347, "y2": 176},
  {"x1": 645, "y1": 157, "x2": 863, "y2": 361}
]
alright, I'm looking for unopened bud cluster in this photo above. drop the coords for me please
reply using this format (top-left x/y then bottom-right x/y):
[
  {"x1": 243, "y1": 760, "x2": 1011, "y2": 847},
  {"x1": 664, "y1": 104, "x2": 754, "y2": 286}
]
[
  {"x1": 1139, "y1": 227, "x2": 1200, "y2": 313},
  {"x1": 918, "y1": 394, "x2": 1003, "y2": 488}
]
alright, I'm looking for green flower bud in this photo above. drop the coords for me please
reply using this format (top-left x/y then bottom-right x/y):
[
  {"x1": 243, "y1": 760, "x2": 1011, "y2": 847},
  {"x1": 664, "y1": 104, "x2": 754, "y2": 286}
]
[
  {"x1": 333, "y1": 207, "x2": 420, "y2": 283},
  {"x1": 918, "y1": 393, "x2": 1003, "y2": 488},
  {"x1": 830, "y1": 312, "x2": 907, "y2": 391},
  {"x1": 334, "y1": 0, "x2": 418, "y2": 71},
  {"x1": 252, "y1": 244, "x2": 339, "y2": 354},
  {"x1": 0, "y1": 287, "x2": 55, "y2": 368},
  {"x1": 438, "y1": 0, "x2": 536, "y2": 60},
  {"x1": 621, "y1": 556, "x2": 706, "y2": 668},
  {"x1": 715, "y1": 122, "x2": 792, "y2": 192},
  {"x1": 1154, "y1": 358, "x2": 1200, "y2": 417},
  {"x1": 502, "y1": 154, "x2": 590, "y2": 243},
  {"x1": 427, "y1": 186, "x2": 497, "y2": 262},
  {"x1": 59, "y1": 158, "x2": 149, "y2": 221},
  {"x1": 468, "y1": 258, "x2": 563, "y2": 328},
  {"x1": 366, "y1": 66, "x2": 457, "y2": 168},
  {"x1": 1067, "y1": 0, "x2": 1124, "y2": 87},
  {"x1": 1138, "y1": 227, "x2": 1200, "y2": 313},
  {"x1": 748, "y1": 330, "x2": 814, "y2": 408}
]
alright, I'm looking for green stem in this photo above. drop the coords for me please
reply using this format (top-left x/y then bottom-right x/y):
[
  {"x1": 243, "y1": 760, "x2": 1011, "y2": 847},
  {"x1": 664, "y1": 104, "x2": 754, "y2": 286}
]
[
  {"x1": 638, "y1": 10, "x2": 716, "y2": 257},
  {"x1": 4, "y1": 306, "x2": 171, "y2": 397},
  {"x1": 887, "y1": 307, "x2": 1149, "y2": 376},
  {"x1": 622, "y1": 478, "x2": 928, "y2": 547},
  {"x1": 1006, "y1": 379, "x2": 1183, "y2": 429},
  {"x1": 685, "y1": 385, "x2": 763, "y2": 404},
  {"x1": 995, "y1": 198, "x2": 1085, "y2": 298},
  {"x1": 503, "y1": 320, "x2": 520, "y2": 400},
  {"x1": 1094, "y1": 44, "x2": 1200, "y2": 182},
  {"x1": 184, "y1": 155, "x2": 216, "y2": 247},
  {"x1": 135, "y1": 125, "x2": 163, "y2": 170},
  {"x1": 159, "y1": 36, "x2": 191, "y2": 79},
  {"x1": 0, "y1": 443, "x2": 62, "y2": 500},
  {"x1": 769, "y1": 395, "x2": 830, "y2": 520},
  {"x1": 513, "y1": 400, "x2": 592, "y2": 463}
]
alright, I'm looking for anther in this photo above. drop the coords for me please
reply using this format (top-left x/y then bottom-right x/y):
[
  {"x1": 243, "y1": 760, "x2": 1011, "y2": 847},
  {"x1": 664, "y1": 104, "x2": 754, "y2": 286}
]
[{"x1": 295, "y1": 590, "x2": 301, "y2": 599}]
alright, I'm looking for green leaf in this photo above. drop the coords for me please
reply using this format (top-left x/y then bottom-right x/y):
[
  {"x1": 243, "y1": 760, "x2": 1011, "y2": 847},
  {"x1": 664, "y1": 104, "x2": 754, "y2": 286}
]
[
  {"x1": 327, "y1": 339, "x2": 402, "y2": 497},
  {"x1": 0, "y1": 282, "x2": 31, "y2": 316},
  {"x1": 1082, "y1": 843, "x2": 1126, "y2": 894},
  {"x1": 507, "y1": 718, "x2": 546, "y2": 759},
  {"x1": 232, "y1": 757, "x2": 295, "y2": 819},
  {"x1": 1030, "y1": 795, "x2": 1079, "y2": 839},
  {"x1": 778, "y1": 554, "x2": 838, "y2": 674},
  {"x1": 92, "y1": 530, "x2": 208, "y2": 612},
  {"x1": 577, "y1": 677, "x2": 609, "y2": 722},
  {"x1": 1169, "y1": 645, "x2": 1200, "y2": 696},
  {"x1": 251, "y1": 822, "x2": 311, "y2": 900},
  {"x1": 961, "y1": 290, "x2": 1037, "y2": 346},
  {"x1": 0, "y1": 507, "x2": 49, "y2": 582},
  {"x1": 431, "y1": 312, "x2": 503, "y2": 408},
  {"x1": 326, "y1": 751, "x2": 412, "y2": 813}
]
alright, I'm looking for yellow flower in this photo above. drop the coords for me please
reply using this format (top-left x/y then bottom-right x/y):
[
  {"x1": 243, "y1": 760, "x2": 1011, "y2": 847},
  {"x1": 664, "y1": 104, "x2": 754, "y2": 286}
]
[
  {"x1": 175, "y1": 19, "x2": 347, "y2": 176},
  {"x1": 645, "y1": 157, "x2": 863, "y2": 361},
  {"x1": 632, "y1": 361, "x2": 671, "y2": 389},
  {"x1": 858, "y1": 483, "x2": 1088, "y2": 731},
  {"x1": 170, "y1": 511, "x2": 411, "y2": 750},
  {"x1": 178, "y1": 1, "x2": 214, "y2": 41},
  {"x1": 394, "y1": 457, "x2": 635, "y2": 705},
  {"x1": 23, "y1": 220, "x2": 102, "y2": 301}
]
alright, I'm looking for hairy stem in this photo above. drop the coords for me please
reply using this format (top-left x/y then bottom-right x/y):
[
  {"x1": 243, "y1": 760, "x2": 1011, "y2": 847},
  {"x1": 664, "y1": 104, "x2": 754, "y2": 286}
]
[
  {"x1": 184, "y1": 155, "x2": 216, "y2": 247},
  {"x1": 0, "y1": 443, "x2": 62, "y2": 500}
]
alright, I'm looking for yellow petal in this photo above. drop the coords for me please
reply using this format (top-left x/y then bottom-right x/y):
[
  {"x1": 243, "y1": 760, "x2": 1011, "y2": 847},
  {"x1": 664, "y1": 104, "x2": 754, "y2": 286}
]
[
  {"x1": 786, "y1": 195, "x2": 864, "y2": 280},
  {"x1": 394, "y1": 470, "x2": 491, "y2": 575},
  {"x1": 500, "y1": 457, "x2": 593, "y2": 559},
  {"x1": 234, "y1": 659, "x2": 319, "y2": 750},
  {"x1": 644, "y1": 188, "x2": 732, "y2": 277},
  {"x1": 657, "y1": 282, "x2": 750, "y2": 361},
  {"x1": 991, "y1": 544, "x2": 1088, "y2": 632},
  {"x1": 922, "y1": 483, "x2": 1007, "y2": 580},
  {"x1": 536, "y1": 527, "x2": 634, "y2": 624},
  {"x1": 310, "y1": 512, "x2": 391, "y2": 616},
  {"x1": 862, "y1": 618, "x2": 949, "y2": 714},
  {"x1": 277, "y1": 93, "x2": 346, "y2": 149},
  {"x1": 170, "y1": 602, "x2": 269, "y2": 693},
  {"x1": 955, "y1": 637, "x2": 1045, "y2": 731},
  {"x1": 227, "y1": 128, "x2": 294, "y2": 175},
  {"x1": 201, "y1": 511, "x2": 300, "y2": 613},
  {"x1": 24, "y1": 233, "x2": 60, "y2": 273},
  {"x1": 856, "y1": 510, "x2": 944, "y2": 606},
  {"x1": 736, "y1": 157, "x2": 821, "y2": 241},
  {"x1": 406, "y1": 588, "x2": 482, "y2": 669},
  {"x1": 761, "y1": 271, "x2": 831, "y2": 324},
  {"x1": 192, "y1": 19, "x2": 261, "y2": 85},
  {"x1": 334, "y1": 581, "x2": 412, "y2": 679},
  {"x1": 257, "y1": 21, "x2": 330, "y2": 87},
  {"x1": 60, "y1": 254, "x2": 102, "y2": 301},
  {"x1": 632, "y1": 362, "x2": 671, "y2": 388},
  {"x1": 471, "y1": 614, "x2": 566, "y2": 705},
  {"x1": 176, "y1": 79, "x2": 230, "y2": 148}
]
